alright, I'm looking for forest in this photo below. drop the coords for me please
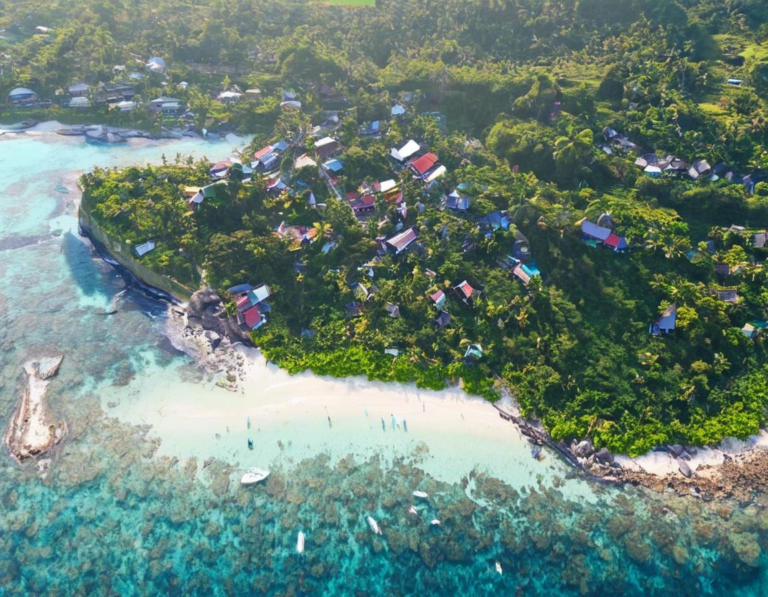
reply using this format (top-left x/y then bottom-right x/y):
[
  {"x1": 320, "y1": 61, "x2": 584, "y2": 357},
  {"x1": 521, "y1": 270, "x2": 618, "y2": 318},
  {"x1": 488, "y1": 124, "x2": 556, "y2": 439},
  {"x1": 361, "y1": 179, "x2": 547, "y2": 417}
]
[{"x1": 13, "y1": 0, "x2": 768, "y2": 454}]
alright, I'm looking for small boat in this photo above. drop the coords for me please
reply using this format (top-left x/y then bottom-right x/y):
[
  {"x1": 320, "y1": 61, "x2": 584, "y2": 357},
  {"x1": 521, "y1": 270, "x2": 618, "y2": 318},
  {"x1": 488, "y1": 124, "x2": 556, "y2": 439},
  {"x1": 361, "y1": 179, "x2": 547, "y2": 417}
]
[
  {"x1": 241, "y1": 467, "x2": 270, "y2": 485},
  {"x1": 412, "y1": 490, "x2": 429, "y2": 499},
  {"x1": 430, "y1": 519, "x2": 441, "y2": 526},
  {"x1": 381, "y1": 418, "x2": 386, "y2": 431},
  {"x1": 531, "y1": 445, "x2": 542, "y2": 459},
  {"x1": 247, "y1": 416, "x2": 251, "y2": 429},
  {"x1": 247, "y1": 439, "x2": 254, "y2": 449},
  {"x1": 367, "y1": 516, "x2": 382, "y2": 535},
  {"x1": 408, "y1": 505, "x2": 418, "y2": 515},
  {"x1": 495, "y1": 561, "x2": 503, "y2": 575},
  {"x1": 296, "y1": 532, "x2": 305, "y2": 554}
]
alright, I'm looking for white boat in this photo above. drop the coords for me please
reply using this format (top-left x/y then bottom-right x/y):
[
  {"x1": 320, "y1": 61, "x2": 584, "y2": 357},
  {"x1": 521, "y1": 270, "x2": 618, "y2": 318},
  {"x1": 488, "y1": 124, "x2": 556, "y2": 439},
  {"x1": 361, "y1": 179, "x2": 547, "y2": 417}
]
[
  {"x1": 495, "y1": 561, "x2": 503, "y2": 575},
  {"x1": 408, "y1": 505, "x2": 418, "y2": 515},
  {"x1": 296, "y1": 532, "x2": 305, "y2": 554},
  {"x1": 430, "y1": 519, "x2": 441, "y2": 526},
  {"x1": 412, "y1": 490, "x2": 429, "y2": 499},
  {"x1": 240, "y1": 467, "x2": 270, "y2": 485},
  {"x1": 367, "y1": 516, "x2": 382, "y2": 535}
]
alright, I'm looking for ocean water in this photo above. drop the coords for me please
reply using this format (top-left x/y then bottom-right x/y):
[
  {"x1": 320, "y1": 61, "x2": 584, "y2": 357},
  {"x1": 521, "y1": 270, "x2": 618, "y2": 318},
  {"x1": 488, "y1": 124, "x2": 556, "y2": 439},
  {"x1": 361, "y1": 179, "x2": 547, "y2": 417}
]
[{"x1": 1, "y1": 132, "x2": 768, "y2": 595}]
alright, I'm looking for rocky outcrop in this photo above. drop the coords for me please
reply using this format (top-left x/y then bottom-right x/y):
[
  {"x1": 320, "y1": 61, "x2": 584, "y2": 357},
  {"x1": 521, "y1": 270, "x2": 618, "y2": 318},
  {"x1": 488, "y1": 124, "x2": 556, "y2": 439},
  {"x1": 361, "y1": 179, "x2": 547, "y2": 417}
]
[
  {"x1": 4, "y1": 358, "x2": 68, "y2": 464},
  {"x1": 186, "y1": 288, "x2": 251, "y2": 345}
]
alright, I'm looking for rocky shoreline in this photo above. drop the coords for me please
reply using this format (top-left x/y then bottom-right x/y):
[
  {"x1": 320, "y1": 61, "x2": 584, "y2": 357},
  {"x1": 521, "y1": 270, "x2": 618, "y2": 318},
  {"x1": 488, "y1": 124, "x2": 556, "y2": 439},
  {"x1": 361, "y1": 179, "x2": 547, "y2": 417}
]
[
  {"x1": 4, "y1": 357, "x2": 68, "y2": 464},
  {"x1": 78, "y1": 200, "x2": 768, "y2": 504}
]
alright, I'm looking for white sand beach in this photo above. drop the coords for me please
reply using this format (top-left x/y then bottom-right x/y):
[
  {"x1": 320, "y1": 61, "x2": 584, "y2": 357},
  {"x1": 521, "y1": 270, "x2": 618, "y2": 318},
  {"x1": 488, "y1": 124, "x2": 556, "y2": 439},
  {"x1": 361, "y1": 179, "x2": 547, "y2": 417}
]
[{"x1": 100, "y1": 344, "x2": 596, "y2": 497}]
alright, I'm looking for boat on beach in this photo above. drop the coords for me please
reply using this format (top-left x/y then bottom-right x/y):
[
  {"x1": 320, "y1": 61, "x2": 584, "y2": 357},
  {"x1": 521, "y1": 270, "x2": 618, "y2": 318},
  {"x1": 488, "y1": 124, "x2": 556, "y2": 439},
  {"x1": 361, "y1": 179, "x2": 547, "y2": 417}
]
[
  {"x1": 240, "y1": 467, "x2": 270, "y2": 485},
  {"x1": 412, "y1": 490, "x2": 428, "y2": 499},
  {"x1": 367, "y1": 516, "x2": 382, "y2": 535},
  {"x1": 296, "y1": 531, "x2": 305, "y2": 554}
]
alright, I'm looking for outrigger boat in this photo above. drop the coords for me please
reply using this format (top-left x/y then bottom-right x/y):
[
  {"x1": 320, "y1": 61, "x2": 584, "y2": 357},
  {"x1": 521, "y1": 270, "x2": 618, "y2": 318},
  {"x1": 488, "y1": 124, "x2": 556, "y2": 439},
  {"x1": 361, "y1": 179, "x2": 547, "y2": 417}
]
[
  {"x1": 240, "y1": 467, "x2": 270, "y2": 485},
  {"x1": 412, "y1": 490, "x2": 428, "y2": 499}
]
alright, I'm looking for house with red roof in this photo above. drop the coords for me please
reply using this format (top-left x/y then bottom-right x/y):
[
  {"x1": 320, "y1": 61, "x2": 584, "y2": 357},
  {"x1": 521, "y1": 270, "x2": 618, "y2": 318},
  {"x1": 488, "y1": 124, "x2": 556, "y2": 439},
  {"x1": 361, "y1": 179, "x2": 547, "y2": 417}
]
[
  {"x1": 385, "y1": 227, "x2": 418, "y2": 255},
  {"x1": 454, "y1": 280, "x2": 478, "y2": 305},
  {"x1": 410, "y1": 152, "x2": 439, "y2": 177},
  {"x1": 430, "y1": 289, "x2": 447, "y2": 309}
]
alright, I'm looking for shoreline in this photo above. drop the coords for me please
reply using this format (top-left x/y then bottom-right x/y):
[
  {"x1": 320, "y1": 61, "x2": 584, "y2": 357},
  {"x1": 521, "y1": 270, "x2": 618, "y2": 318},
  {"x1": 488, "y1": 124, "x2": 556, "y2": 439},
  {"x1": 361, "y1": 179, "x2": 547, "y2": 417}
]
[{"x1": 11, "y1": 126, "x2": 768, "y2": 502}]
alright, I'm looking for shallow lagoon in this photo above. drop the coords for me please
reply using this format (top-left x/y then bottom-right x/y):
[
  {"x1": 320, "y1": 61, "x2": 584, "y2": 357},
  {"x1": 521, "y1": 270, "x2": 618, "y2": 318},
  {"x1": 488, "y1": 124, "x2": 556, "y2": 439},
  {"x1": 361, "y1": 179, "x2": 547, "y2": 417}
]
[{"x1": 1, "y1": 132, "x2": 768, "y2": 595}]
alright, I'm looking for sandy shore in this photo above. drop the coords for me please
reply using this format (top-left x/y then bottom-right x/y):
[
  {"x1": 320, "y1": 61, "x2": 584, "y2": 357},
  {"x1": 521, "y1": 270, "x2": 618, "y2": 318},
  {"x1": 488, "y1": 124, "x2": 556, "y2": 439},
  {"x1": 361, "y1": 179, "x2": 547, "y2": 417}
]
[{"x1": 100, "y1": 340, "x2": 598, "y2": 498}]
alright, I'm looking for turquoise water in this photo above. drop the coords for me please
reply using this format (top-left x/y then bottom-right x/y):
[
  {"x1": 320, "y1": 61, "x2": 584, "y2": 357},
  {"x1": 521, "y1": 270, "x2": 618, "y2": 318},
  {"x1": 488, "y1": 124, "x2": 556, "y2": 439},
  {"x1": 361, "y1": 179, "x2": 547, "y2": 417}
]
[{"x1": 1, "y1": 133, "x2": 768, "y2": 595}]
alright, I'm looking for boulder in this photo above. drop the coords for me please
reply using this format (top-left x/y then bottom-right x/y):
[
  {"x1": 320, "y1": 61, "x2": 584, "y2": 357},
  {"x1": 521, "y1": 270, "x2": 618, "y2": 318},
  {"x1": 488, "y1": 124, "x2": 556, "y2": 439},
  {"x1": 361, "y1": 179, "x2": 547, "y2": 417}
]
[
  {"x1": 668, "y1": 444, "x2": 685, "y2": 458},
  {"x1": 595, "y1": 447, "x2": 614, "y2": 465},
  {"x1": 678, "y1": 458, "x2": 693, "y2": 478},
  {"x1": 34, "y1": 356, "x2": 64, "y2": 380},
  {"x1": 573, "y1": 439, "x2": 595, "y2": 459},
  {"x1": 203, "y1": 330, "x2": 222, "y2": 351}
]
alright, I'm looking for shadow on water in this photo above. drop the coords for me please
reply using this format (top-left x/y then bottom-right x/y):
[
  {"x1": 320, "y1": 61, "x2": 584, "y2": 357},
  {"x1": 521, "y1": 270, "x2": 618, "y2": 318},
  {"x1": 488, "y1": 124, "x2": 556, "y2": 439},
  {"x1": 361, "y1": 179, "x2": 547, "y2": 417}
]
[{"x1": 61, "y1": 229, "x2": 117, "y2": 299}]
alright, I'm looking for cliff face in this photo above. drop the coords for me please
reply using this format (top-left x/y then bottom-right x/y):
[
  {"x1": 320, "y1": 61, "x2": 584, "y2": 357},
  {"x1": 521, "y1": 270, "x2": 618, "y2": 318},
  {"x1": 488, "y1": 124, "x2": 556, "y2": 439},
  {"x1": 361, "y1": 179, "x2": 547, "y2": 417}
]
[{"x1": 78, "y1": 204, "x2": 196, "y2": 303}]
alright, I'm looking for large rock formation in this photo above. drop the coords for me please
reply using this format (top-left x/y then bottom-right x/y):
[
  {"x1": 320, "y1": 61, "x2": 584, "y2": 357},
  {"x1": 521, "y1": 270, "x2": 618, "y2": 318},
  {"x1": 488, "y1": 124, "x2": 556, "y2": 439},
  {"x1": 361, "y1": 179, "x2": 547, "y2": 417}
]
[{"x1": 4, "y1": 357, "x2": 68, "y2": 464}]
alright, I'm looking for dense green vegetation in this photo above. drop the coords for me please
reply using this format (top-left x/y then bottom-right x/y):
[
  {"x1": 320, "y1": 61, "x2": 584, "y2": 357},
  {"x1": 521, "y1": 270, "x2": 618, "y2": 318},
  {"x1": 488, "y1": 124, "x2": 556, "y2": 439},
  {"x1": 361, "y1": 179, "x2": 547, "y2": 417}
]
[{"x1": 32, "y1": 0, "x2": 768, "y2": 454}]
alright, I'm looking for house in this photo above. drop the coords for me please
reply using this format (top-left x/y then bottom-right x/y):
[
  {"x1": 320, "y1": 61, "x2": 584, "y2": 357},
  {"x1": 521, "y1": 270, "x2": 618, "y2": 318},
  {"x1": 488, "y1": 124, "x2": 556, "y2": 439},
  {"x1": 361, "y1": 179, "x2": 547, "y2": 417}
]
[
  {"x1": 238, "y1": 305, "x2": 266, "y2": 330},
  {"x1": 715, "y1": 263, "x2": 732, "y2": 276},
  {"x1": 348, "y1": 193, "x2": 376, "y2": 218},
  {"x1": 114, "y1": 100, "x2": 136, "y2": 112},
  {"x1": 390, "y1": 140, "x2": 420, "y2": 163},
  {"x1": 512, "y1": 230, "x2": 529, "y2": 259},
  {"x1": 362, "y1": 121, "x2": 381, "y2": 136},
  {"x1": 445, "y1": 190, "x2": 470, "y2": 211},
  {"x1": 323, "y1": 159, "x2": 343, "y2": 174},
  {"x1": 581, "y1": 220, "x2": 628, "y2": 251},
  {"x1": 149, "y1": 97, "x2": 183, "y2": 116},
  {"x1": 434, "y1": 310, "x2": 451, "y2": 328},
  {"x1": 604, "y1": 233, "x2": 628, "y2": 251},
  {"x1": 688, "y1": 159, "x2": 712, "y2": 180},
  {"x1": 409, "y1": 152, "x2": 438, "y2": 177},
  {"x1": 463, "y1": 344, "x2": 483, "y2": 364},
  {"x1": 385, "y1": 303, "x2": 401, "y2": 318},
  {"x1": 345, "y1": 301, "x2": 362, "y2": 318},
  {"x1": 715, "y1": 289, "x2": 739, "y2": 304},
  {"x1": 742, "y1": 323, "x2": 758, "y2": 339},
  {"x1": 644, "y1": 165, "x2": 662, "y2": 178},
  {"x1": 217, "y1": 90, "x2": 242, "y2": 102},
  {"x1": 185, "y1": 180, "x2": 227, "y2": 207},
  {"x1": 146, "y1": 57, "x2": 166, "y2": 73},
  {"x1": 209, "y1": 161, "x2": 231, "y2": 178},
  {"x1": 658, "y1": 304, "x2": 677, "y2": 334},
  {"x1": 235, "y1": 284, "x2": 272, "y2": 312},
  {"x1": 103, "y1": 84, "x2": 136, "y2": 103},
  {"x1": 385, "y1": 227, "x2": 418, "y2": 255},
  {"x1": 480, "y1": 212, "x2": 511, "y2": 231},
  {"x1": 295, "y1": 154, "x2": 318, "y2": 169},
  {"x1": 252, "y1": 143, "x2": 283, "y2": 172},
  {"x1": 267, "y1": 178, "x2": 288, "y2": 193},
  {"x1": 280, "y1": 100, "x2": 302, "y2": 110},
  {"x1": 245, "y1": 89, "x2": 262, "y2": 100},
  {"x1": 7, "y1": 87, "x2": 38, "y2": 106},
  {"x1": 315, "y1": 137, "x2": 340, "y2": 159},
  {"x1": 391, "y1": 104, "x2": 406, "y2": 117},
  {"x1": 454, "y1": 280, "x2": 477, "y2": 304},
  {"x1": 581, "y1": 220, "x2": 611, "y2": 243},
  {"x1": 134, "y1": 240, "x2": 156, "y2": 257},
  {"x1": 430, "y1": 289, "x2": 447, "y2": 309},
  {"x1": 69, "y1": 97, "x2": 91, "y2": 109},
  {"x1": 379, "y1": 179, "x2": 397, "y2": 194},
  {"x1": 424, "y1": 165, "x2": 447, "y2": 187},
  {"x1": 596, "y1": 212, "x2": 615, "y2": 229},
  {"x1": 68, "y1": 83, "x2": 90, "y2": 97},
  {"x1": 727, "y1": 79, "x2": 744, "y2": 87},
  {"x1": 752, "y1": 232, "x2": 767, "y2": 249}
]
